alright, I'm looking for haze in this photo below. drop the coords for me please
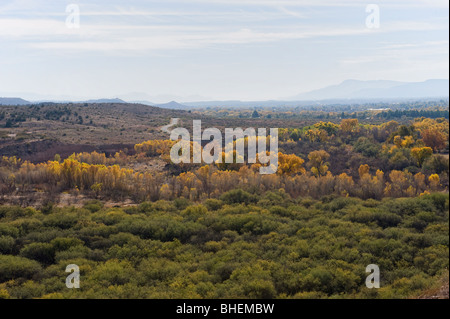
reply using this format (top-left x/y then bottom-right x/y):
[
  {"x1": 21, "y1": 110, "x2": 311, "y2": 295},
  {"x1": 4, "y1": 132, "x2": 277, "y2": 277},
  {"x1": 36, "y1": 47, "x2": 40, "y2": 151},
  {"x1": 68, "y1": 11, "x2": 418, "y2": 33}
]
[{"x1": 0, "y1": 0, "x2": 448, "y2": 102}]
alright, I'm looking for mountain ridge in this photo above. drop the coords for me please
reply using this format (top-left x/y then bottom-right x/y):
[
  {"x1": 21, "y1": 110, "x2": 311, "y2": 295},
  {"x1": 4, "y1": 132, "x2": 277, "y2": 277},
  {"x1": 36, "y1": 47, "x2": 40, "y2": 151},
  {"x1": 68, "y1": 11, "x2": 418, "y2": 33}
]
[
  {"x1": 290, "y1": 79, "x2": 449, "y2": 101},
  {"x1": 0, "y1": 97, "x2": 31, "y2": 105}
]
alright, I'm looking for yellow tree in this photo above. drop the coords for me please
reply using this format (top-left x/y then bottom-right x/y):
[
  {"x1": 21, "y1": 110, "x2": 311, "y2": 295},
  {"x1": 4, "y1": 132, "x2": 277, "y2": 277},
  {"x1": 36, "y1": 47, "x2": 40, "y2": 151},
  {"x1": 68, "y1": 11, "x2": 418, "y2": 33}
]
[
  {"x1": 335, "y1": 173, "x2": 354, "y2": 196},
  {"x1": 308, "y1": 150, "x2": 330, "y2": 177},
  {"x1": 428, "y1": 174, "x2": 440, "y2": 191},
  {"x1": 340, "y1": 119, "x2": 359, "y2": 134},
  {"x1": 414, "y1": 172, "x2": 426, "y2": 194},
  {"x1": 411, "y1": 147, "x2": 433, "y2": 167},
  {"x1": 358, "y1": 164, "x2": 370, "y2": 179},
  {"x1": 422, "y1": 128, "x2": 447, "y2": 152},
  {"x1": 277, "y1": 153, "x2": 306, "y2": 176}
]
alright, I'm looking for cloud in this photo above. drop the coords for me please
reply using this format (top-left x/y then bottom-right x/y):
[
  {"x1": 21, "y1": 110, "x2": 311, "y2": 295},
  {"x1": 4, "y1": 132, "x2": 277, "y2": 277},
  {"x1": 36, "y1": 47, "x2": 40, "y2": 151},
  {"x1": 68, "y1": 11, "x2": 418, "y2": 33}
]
[
  {"x1": 142, "y1": 0, "x2": 449, "y2": 8},
  {"x1": 340, "y1": 40, "x2": 449, "y2": 66},
  {"x1": 1, "y1": 15, "x2": 446, "y2": 54},
  {"x1": 0, "y1": 0, "x2": 447, "y2": 55}
]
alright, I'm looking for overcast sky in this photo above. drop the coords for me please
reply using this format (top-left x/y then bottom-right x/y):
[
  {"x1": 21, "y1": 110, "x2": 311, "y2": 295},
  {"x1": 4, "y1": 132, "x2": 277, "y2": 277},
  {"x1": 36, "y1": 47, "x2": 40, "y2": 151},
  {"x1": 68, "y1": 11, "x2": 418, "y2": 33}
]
[{"x1": 0, "y1": 0, "x2": 448, "y2": 102}]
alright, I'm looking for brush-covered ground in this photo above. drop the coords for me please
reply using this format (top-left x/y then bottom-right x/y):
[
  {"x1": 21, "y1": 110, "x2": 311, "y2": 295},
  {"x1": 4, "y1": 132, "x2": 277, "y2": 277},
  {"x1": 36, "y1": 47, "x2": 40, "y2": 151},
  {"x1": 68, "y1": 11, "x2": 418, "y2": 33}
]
[{"x1": 0, "y1": 193, "x2": 448, "y2": 299}]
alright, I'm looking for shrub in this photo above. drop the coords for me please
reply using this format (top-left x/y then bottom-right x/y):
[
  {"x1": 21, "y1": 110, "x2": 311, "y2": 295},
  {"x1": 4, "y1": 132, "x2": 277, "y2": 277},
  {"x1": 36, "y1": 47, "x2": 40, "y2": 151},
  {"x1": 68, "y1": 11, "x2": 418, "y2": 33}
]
[
  {"x1": 182, "y1": 205, "x2": 208, "y2": 221},
  {"x1": 0, "y1": 235, "x2": 15, "y2": 254},
  {"x1": 204, "y1": 199, "x2": 224, "y2": 211},
  {"x1": 43, "y1": 213, "x2": 78, "y2": 229},
  {"x1": 0, "y1": 255, "x2": 42, "y2": 281},
  {"x1": 174, "y1": 198, "x2": 191, "y2": 210},
  {"x1": 83, "y1": 200, "x2": 103, "y2": 213},
  {"x1": 50, "y1": 237, "x2": 84, "y2": 251},
  {"x1": 20, "y1": 243, "x2": 55, "y2": 264},
  {"x1": 373, "y1": 211, "x2": 402, "y2": 228},
  {"x1": 220, "y1": 189, "x2": 256, "y2": 205},
  {"x1": 138, "y1": 202, "x2": 154, "y2": 213}
]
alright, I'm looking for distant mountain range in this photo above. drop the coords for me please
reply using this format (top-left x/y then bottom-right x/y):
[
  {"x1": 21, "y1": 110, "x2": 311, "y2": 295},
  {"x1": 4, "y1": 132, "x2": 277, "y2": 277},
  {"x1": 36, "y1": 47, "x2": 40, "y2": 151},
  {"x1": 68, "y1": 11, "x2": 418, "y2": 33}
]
[
  {"x1": 0, "y1": 97, "x2": 127, "y2": 106},
  {"x1": 85, "y1": 98, "x2": 126, "y2": 104},
  {"x1": 0, "y1": 97, "x2": 31, "y2": 105},
  {"x1": 290, "y1": 79, "x2": 449, "y2": 101},
  {"x1": 1, "y1": 79, "x2": 448, "y2": 108},
  {"x1": 155, "y1": 101, "x2": 191, "y2": 109}
]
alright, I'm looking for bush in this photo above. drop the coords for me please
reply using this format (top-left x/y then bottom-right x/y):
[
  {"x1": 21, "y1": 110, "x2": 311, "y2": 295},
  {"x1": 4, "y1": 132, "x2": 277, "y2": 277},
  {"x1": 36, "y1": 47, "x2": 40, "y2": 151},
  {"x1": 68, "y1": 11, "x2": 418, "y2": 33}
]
[
  {"x1": 0, "y1": 206, "x2": 35, "y2": 219},
  {"x1": 8, "y1": 280, "x2": 45, "y2": 299},
  {"x1": 0, "y1": 255, "x2": 42, "y2": 282},
  {"x1": 0, "y1": 235, "x2": 15, "y2": 254},
  {"x1": 373, "y1": 211, "x2": 402, "y2": 228},
  {"x1": 50, "y1": 237, "x2": 84, "y2": 251},
  {"x1": 269, "y1": 206, "x2": 290, "y2": 217},
  {"x1": 182, "y1": 205, "x2": 208, "y2": 221},
  {"x1": 43, "y1": 213, "x2": 78, "y2": 229},
  {"x1": 174, "y1": 198, "x2": 191, "y2": 210},
  {"x1": 328, "y1": 197, "x2": 361, "y2": 212},
  {"x1": 422, "y1": 193, "x2": 448, "y2": 214},
  {"x1": 90, "y1": 260, "x2": 136, "y2": 286},
  {"x1": 0, "y1": 224, "x2": 19, "y2": 238},
  {"x1": 20, "y1": 243, "x2": 55, "y2": 264},
  {"x1": 220, "y1": 189, "x2": 256, "y2": 205},
  {"x1": 138, "y1": 202, "x2": 154, "y2": 213},
  {"x1": 204, "y1": 199, "x2": 224, "y2": 211},
  {"x1": 83, "y1": 200, "x2": 104, "y2": 213}
]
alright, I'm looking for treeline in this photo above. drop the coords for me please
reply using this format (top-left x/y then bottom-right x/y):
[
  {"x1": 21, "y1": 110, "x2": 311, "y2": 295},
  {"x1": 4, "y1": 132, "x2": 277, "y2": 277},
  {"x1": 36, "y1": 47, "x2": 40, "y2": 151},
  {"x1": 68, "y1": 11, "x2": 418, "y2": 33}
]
[
  {"x1": 1, "y1": 117, "x2": 448, "y2": 204},
  {"x1": 376, "y1": 109, "x2": 449, "y2": 120},
  {"x1": 1, "y1": 105, "x2": 78, "y2": 128},
  {"x1": 0, "y1": 154, "x2": 445, "y2": 203},
  {"x1": 0, "y1": 193, "x2": 447, "y2": 299}
]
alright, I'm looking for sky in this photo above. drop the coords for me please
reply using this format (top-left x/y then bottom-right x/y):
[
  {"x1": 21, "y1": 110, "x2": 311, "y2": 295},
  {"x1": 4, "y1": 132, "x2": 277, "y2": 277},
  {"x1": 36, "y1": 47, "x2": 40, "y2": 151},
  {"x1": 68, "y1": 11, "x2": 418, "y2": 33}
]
[{"x1": 0, "y1": 0, "x2": 448, "y2": 102}]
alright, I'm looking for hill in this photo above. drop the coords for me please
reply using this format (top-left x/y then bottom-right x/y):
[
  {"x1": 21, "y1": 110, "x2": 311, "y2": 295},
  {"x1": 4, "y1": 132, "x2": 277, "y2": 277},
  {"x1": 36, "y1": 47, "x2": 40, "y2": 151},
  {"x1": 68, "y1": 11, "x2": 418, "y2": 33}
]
[
  {"x1": 85, "y1": 98, "x2": 127, "y2": 104},
  {"x1": 0, "y1": 97, "x2": 31, "y2": 105},
  {"x1": 0, "y1": 102, "x2": 191, "y2": 162},
  {"x1": 290, "y1": 79, "x2": 449, "y2": 101},
  {"x1": 156, "y1": 101, "x2": 191, "y2": 110}
]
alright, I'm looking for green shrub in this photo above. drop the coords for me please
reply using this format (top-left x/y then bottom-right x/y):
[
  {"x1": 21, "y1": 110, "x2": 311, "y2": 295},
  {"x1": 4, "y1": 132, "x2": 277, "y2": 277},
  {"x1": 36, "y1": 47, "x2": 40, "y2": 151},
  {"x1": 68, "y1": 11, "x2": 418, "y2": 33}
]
[
  {"x1": 20, "y1": 242, "x2": 55, "y2": 264},
  {"x1": 83, "y1": 200, "x2": 104, "y2": 213},
  {"x1": 220, "y1": 189, "x2": 257, "y2": 205},
  {"x1": 0, "y1": 255, "x2": 42, "y2": 281},
  {"x1": 204, "y1": 199, "x2": 224, "y2": 211},
  {"x1": 0, "y1": 235, "x2": 15, "y2": 254}
]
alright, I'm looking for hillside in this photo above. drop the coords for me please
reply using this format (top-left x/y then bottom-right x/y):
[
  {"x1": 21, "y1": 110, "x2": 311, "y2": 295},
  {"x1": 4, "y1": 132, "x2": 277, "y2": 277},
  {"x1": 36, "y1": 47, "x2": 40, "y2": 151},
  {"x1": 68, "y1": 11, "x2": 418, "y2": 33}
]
[
  {"x1": 0, "y1": 102, "x2": 190, "y2": 162},
  {"x1": 291, "y1": 79, "x2": 449, "y2": 101},
  {"x1": 0, "y1": 97, "x2": 30, "y2": 106},
  {"x1": 157, "y1": 101, "x2": 191, "y2": 110}
]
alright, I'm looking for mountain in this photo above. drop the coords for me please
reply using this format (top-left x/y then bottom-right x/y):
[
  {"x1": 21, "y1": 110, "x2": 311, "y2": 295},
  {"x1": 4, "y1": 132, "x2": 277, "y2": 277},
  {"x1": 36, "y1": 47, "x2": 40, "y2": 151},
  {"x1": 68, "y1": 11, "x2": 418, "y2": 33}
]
[
  {"x1": 290, "y1": 79, "x2": 449, "y2": 101},
  {"x1": 156, "y1": 101, "x2": 191, "y2": 110},
  {"x1": 85, "y1": 98, "x2": 126, "y2": 104},
  {"x1": 0, "y1": 97, "x2": 31, "y2": 105},
  {"x1": 118, "y1": 92, "x2": 211, "y2": 104}
]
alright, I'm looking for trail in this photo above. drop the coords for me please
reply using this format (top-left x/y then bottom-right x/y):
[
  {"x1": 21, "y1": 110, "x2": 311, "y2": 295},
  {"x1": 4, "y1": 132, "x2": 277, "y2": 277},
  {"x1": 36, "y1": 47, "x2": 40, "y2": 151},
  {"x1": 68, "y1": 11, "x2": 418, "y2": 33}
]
[{"x1": 160, "y1": 118, "x2": 179, "y2": 134}]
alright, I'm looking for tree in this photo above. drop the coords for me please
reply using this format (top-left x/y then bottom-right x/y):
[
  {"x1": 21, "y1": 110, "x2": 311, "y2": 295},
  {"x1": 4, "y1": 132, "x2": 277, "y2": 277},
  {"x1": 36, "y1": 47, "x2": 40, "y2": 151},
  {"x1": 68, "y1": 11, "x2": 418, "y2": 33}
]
[
  {"x1": 358, "y1": 164, "x2": 370, "y2": 178},
  {"x1": 277, "y1": 153, "x2": 306, "y2": 176},
  {"x1": 91, "y1": 182, "x2": 103, "y2": 198},
  {"x1": 314, "y1": 122, "x2": 339, "y2": 136},
  {"x1": 422, "y1": 128, "x2": 446, "y2": 152},
  {"x1": 308, "y1": 150, "x2": 330, "y2": 177},
  {"x1": 340, "y1": 119, "x2": 359, "y2": 134},
  {"x1": 428, "y1": 174, "x2": 440, "y2": 191},
  {"x1": 411, "y1": 147, "x2": 433, "y2": 167}
]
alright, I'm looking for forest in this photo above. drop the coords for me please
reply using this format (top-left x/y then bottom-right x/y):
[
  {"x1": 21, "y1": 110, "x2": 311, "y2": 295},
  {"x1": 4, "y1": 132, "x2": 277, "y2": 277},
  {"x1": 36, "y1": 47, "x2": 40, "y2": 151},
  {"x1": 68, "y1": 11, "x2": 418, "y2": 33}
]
[
  {"x1": 0, "y1": 193, "x2": 448, "y2": 298},
  {"x1": 0, "y1": 103, "x2": 448, "y2": 299}
]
